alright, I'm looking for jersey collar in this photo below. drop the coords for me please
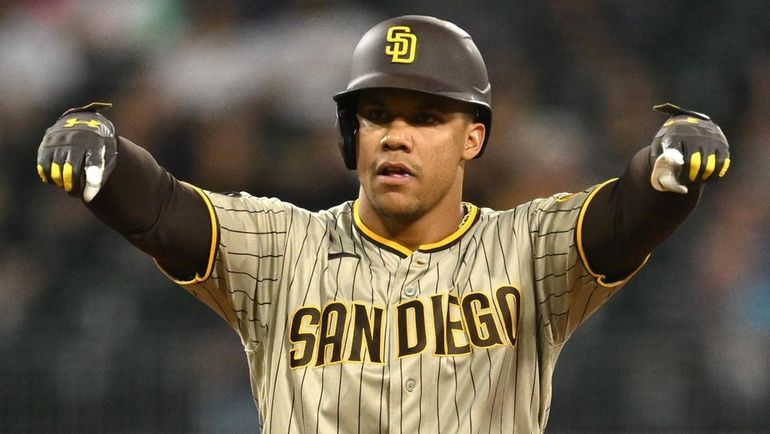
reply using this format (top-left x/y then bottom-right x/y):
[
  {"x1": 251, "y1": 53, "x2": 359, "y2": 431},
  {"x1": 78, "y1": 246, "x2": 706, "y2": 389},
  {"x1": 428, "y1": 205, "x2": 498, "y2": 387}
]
[{"x1": 352, "y1": 199, "x2": 479, "y2": 258}]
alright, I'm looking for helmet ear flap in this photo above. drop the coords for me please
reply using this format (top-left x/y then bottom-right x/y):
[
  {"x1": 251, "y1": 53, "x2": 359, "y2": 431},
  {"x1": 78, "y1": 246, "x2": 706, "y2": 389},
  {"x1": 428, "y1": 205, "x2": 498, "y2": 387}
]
[{"x1": 336, "y1": 106, "x2": 358, "y2": 170}]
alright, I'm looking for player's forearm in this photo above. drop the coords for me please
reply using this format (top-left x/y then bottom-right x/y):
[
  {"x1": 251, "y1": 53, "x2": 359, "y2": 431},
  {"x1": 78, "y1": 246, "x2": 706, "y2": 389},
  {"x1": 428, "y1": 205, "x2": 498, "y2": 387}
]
[
  {"x1": 581, "y1": 146, "x2": 702, "y2": 281},
  {"x1": 86, "y1": 137, "x2": 212, "y2": 280}
]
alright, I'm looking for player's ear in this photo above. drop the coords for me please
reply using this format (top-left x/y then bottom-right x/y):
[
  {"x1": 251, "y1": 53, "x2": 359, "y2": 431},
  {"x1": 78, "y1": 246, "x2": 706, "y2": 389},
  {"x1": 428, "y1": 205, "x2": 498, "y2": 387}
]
[{"x1": 462, "y1": 121, "x2": 485, "y2": 161}]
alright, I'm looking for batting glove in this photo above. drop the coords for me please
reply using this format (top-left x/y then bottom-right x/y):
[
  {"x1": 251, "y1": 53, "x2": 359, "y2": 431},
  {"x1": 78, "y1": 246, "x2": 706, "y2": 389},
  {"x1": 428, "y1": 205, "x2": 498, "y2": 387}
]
[
  {"x1": 37, "y1": 102, "x2": 117, "y2": 202},
  {"x1": 649, "y1": 103, "x2": 730, "y2": 194}
]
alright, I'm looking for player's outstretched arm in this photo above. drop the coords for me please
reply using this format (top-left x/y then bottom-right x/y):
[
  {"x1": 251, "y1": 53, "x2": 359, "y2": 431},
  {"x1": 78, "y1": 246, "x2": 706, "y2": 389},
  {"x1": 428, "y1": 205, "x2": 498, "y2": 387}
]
[
  {"x1": 36, "y1": 103, "x2": 213, "y2": 280},
  {"x1": 580, "y1": 103, "x2": 730, "y2": 282}
]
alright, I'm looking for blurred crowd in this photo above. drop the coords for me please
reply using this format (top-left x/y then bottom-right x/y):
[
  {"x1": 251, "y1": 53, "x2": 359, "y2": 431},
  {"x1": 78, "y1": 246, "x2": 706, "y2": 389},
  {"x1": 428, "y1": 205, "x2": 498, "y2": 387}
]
[{"x1": 1, "y1": 0, "x2": 769, "y2": 432}]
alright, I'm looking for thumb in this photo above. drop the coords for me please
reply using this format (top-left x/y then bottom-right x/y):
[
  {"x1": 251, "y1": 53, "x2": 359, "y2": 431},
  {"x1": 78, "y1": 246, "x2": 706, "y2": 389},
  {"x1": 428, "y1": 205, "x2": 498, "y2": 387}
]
[
  {"x1": 83, "y1": 146, "x2": 106, "y2": 203},
  {"x1": 651, "y1": 147, "x2": 688, "y2": 194}
]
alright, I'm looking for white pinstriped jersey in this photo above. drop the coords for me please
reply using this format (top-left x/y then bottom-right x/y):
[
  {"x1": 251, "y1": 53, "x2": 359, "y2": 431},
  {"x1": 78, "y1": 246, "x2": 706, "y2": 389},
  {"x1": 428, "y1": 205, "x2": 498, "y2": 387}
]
[{"x1": 171, "y1": 179, "x2": 639, "y2": 434}]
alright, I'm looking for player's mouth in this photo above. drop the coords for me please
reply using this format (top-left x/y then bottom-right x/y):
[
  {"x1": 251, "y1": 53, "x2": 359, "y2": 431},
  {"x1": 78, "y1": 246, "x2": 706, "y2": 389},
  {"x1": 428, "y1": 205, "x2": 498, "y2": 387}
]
[{"x1": 376, "y1": 162, "x2": 415, "y2": 184}]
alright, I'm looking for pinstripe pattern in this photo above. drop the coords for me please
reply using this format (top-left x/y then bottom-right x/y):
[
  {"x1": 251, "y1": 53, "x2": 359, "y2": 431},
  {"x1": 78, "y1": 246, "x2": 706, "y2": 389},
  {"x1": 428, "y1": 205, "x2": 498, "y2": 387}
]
[{"x1": 175, "y1": 180, "x2": 636, "y2": 434}]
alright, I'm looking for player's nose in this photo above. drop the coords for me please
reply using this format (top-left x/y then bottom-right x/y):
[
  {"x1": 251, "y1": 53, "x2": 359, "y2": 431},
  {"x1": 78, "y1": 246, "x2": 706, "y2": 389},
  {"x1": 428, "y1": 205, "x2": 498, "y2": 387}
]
[{"x1": 379, "y1": 119, "x2": 413, "y2": 152}]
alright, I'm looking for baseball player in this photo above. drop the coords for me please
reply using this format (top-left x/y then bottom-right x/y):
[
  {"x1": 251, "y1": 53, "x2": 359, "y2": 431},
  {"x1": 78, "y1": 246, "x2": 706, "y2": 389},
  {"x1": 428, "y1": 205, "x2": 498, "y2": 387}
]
[{"x1": 36, "y1": 15, "x2": 730, "y2": 434}]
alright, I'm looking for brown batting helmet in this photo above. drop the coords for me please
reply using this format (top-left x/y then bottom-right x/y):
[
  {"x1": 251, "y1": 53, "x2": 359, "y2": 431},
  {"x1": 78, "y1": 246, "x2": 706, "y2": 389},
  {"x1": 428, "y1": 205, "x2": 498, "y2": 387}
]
[{"x1": 334, "y1": 15, "x2": 492, "y2": 170}]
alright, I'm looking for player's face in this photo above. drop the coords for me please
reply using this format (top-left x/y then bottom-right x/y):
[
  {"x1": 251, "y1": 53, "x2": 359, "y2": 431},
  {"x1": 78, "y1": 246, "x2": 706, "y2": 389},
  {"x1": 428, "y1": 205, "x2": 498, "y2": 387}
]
[{"x1": 355, "y1": 89, "x2": 485, "y2": 221}]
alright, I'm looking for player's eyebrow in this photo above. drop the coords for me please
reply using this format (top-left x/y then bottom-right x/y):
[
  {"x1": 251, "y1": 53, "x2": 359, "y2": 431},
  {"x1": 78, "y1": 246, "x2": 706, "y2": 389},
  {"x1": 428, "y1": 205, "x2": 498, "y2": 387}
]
[
  {"x1": 358, "y1": 97, "x2": 382, "y2": 107},
  {"x1": 416, "y1": 94, "x2": 479, "y2": 114},
  {"x1": 414, "y1": 102, "x2": 446, "y2": 112},
  {"x1": 357, "y1": 92, "x2": 388, "y2": 107},
  {"x1": 357, "y1": 92, "x2": 471, "y2": 117}
]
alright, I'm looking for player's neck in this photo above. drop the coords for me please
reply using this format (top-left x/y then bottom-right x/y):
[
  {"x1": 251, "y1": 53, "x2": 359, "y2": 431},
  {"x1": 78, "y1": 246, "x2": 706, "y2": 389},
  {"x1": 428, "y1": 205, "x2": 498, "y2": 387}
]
[{"x1": 357, "y1": 193, "x2": 466, "y2": 253}]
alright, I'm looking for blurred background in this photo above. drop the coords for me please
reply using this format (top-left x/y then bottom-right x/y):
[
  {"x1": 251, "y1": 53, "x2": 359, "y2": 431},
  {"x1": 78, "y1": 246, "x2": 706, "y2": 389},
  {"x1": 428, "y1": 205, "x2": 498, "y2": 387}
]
[{"x1": 2, "y1": 0, "x2": 769, "y2": 432}]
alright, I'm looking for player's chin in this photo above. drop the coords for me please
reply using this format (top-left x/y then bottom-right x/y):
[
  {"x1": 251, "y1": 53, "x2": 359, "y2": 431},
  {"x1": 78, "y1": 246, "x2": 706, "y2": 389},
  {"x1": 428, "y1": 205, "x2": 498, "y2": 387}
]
[{"x1": 370, "y1": 191, "x2": 424, "y2": 220}]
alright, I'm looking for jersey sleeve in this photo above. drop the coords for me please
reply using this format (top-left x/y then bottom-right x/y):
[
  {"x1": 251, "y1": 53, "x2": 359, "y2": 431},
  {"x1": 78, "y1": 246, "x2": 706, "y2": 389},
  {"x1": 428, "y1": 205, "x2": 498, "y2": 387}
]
[
  {"x1": 528, "y1": 179, "x2": 648, "y2": 344},
  {"x1": 158, "y1": 191, "x2": 292, "y2": 345}
]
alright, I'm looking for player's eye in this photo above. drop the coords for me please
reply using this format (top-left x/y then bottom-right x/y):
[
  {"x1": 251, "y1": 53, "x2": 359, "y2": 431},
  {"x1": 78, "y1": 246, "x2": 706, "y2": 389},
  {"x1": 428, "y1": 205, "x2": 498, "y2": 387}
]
[
  {"x1": 361, "y1": 107, "x2": 389, "y2": 123},
  {"x1": 414, "y1": 112, "x2": 441, "y2": 125}
]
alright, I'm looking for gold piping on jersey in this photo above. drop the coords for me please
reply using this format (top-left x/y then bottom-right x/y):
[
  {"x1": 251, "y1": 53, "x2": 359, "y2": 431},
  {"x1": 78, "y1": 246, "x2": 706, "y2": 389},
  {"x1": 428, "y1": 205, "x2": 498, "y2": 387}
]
[
  {"x1": 575, "y1": 178, "x2": 650, "y2": 288},
  {"x1": 352, "y1": 199, "x2": 479, "y2": 257},
  {"x1": 154, "y1": 182, "x2": 219, "y2": 285},
  {"x1": 420, "y1": 203, "x2": 479, "y2": 252}
]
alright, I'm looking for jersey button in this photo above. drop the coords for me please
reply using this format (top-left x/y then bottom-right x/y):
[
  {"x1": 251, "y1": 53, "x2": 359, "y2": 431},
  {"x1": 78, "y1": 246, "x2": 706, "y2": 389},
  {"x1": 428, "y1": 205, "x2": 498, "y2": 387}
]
[
  {"x1": 404, "y1": 378, "x2": 416, "y2": 392},
  {"x1": 414, "y1": 256, "x2": 427, "y2": 266},
  {"x1": 404, "y1": 286, "x2": 417, "y2": 297}
]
